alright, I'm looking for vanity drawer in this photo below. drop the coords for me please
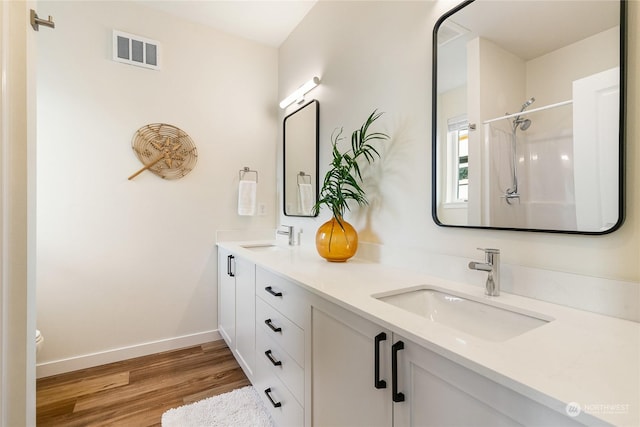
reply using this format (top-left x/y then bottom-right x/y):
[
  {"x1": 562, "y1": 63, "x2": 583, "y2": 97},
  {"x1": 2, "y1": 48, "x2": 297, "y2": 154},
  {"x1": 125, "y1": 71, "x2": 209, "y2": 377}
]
[
  {"x1": 256, "y1": 267, "x2": 307, "y2": 327},
  {"x1": 254, "y1": 352, "x2": 304, "y2": 427},
  {"x1": 256, "y1": 326, "x2": 304, "y2": 405},
  {"x1": 256, "y1": 297, "x2": 304, "y2": 367}
]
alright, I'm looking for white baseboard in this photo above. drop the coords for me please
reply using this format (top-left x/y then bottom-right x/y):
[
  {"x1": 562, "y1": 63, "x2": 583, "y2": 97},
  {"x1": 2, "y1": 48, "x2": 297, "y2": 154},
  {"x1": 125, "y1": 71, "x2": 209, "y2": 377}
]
[{"x1": 36, "y1": 330, "x2": 222, "y2": 379}]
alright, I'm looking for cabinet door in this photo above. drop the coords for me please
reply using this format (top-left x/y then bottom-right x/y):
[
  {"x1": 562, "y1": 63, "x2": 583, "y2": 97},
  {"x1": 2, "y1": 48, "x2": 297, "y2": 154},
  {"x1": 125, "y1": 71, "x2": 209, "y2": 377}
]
[
  {"x1": 217, "y1": 248, "x2": 236, "y2": 349},
  {"x1": 394, "y1": 338, "x2": 515, "y2": 427},
  {"x1": 311, "y1": 300, "x2": 392, "y2": 427},
  {"x1": 235, "y1": 256, "x2": 256, "y2": 378},
  {"x1": 394, "y1": 337, "x2": 582, "y2": 427}
]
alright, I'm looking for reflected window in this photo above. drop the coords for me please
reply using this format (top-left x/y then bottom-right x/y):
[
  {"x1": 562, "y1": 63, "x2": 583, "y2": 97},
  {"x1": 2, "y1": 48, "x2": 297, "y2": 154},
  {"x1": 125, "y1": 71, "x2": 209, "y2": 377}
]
[{"x1": 446, "y1": 115, "x2": 468, "y2": 203}]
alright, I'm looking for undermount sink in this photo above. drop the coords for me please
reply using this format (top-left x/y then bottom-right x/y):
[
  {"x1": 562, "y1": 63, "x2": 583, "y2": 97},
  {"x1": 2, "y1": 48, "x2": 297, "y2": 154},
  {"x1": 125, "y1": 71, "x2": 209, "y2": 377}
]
[
  {"x1": 375, "y1": 287, "x2": 552, "y2": 342},
  {"x1": 240, "y1": 243, "x2": 282, "y2": 251}
]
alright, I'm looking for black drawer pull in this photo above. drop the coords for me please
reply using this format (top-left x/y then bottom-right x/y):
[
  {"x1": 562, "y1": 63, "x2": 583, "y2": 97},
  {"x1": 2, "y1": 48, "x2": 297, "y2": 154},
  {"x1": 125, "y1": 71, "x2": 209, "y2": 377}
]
[
  {"x1": 265, "y1": 286, "x2": 283, "y2": 297},
  {"x1": 264, "y1": 387, "x2": 282, "y2": 408},
  {"x1": 374, "y1": 332, "x2": 387, "y2": 389},
  {"x1": 264, "y1": 318, "x2": 282, "y2": 333},
  {"x1": 226, "y1": 255, "x2": 235, "y2": 277},
  {"x1": 392, "y1": 340, "x2": 405, "y2": 402},
  {"x1": 265, "y1": 350, "x2": 282, "y2": 366}
]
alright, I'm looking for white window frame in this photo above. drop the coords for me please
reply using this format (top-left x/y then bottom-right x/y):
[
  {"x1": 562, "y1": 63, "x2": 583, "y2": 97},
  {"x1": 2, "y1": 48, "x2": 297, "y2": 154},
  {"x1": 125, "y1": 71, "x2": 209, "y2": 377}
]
[{"x1": 444, "y1": 115, "x2": 469, "y2": 206}]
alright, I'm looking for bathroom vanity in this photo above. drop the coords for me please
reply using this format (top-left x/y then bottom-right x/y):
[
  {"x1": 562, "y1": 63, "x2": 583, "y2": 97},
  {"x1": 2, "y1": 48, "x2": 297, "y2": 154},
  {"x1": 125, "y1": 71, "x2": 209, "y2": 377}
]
[{"x1": 217, "y1": 241, "x2": 639, "y2": 427}]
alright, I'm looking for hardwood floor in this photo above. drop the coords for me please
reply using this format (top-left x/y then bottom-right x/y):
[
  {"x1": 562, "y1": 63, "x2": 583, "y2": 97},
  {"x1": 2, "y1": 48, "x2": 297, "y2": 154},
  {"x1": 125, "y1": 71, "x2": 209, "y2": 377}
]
[{"x1": 36, "y1": 340, "x2": 250, "y2": 426}]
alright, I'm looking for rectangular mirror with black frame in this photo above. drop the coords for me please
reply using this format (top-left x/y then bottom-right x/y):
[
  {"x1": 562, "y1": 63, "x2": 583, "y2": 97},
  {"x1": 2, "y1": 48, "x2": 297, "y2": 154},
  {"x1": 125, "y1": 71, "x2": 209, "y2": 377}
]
[
  {"x1": 283, "y1": 100, "x2": 319, "y2": 217},
  {"x1": 432, "y1": 0, "x2": 626, "y2": 234}
]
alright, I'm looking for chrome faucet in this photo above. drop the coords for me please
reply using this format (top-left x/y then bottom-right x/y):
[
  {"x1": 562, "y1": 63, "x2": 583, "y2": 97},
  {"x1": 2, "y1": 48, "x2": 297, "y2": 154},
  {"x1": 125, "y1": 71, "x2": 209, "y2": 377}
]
[
  {"x1": 468, "y1": 248, "x2": 500, "y2": 296},
  {"x1": 277, "y1": 225, "x2": 295, "y2": 246}
]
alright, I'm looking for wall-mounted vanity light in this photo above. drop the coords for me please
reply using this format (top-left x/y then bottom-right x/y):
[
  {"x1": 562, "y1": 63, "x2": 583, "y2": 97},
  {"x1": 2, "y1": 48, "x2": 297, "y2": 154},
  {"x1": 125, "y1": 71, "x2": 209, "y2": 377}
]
[{"x1": 279, "y1": 76, "x2": 321, "y2": 109}]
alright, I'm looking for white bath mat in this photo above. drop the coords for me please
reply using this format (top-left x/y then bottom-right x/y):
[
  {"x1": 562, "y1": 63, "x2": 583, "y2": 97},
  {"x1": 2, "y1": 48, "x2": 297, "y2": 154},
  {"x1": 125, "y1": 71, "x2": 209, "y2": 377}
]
[{"x1": 161, "y1": 385, "x2": 274, "y2": 427}]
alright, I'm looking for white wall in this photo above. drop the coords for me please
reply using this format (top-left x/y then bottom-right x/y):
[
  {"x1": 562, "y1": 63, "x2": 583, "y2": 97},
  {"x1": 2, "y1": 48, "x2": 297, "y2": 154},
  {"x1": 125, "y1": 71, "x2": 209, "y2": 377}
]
[
  {"x1": 36, "y1": 1, "x2": 278, "y2": 375},
  {"x1": 278, "y1": 1, "x2": 639, "y2": 283},
  {"x1": 1, "y1": 1, "x2": 37, "y2": 423}
]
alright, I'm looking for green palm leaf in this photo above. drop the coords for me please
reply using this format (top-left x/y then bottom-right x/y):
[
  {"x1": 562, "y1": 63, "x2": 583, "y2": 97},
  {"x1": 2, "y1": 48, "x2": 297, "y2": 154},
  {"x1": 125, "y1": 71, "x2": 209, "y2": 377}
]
[{"x1": 313, "y1": 110, "x2": 389, "y2": 218}]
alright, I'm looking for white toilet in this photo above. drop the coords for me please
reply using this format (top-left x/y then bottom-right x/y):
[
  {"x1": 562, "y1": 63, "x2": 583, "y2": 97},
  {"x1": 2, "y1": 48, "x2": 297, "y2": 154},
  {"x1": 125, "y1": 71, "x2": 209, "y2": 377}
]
[{"x1": 36, "y1": 329, "x2": 44, "y2": 355}]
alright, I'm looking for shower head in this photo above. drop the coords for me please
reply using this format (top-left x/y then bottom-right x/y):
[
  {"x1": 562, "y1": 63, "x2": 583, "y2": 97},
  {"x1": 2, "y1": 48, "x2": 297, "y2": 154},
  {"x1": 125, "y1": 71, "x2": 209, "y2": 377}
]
[
  {"x1": 513, "y1": 97, "x2": 535, "y2": 132},
  {"x1": 513, "y1": 117, "x2": 532, "y2": 132},
  {"x1": 520, "y1": 97, "x2": 535, "y2": 112}
]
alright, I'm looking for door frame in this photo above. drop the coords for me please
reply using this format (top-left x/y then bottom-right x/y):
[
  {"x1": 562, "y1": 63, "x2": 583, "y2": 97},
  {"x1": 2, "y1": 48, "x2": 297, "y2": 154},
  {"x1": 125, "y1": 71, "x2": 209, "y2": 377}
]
[{"x1": 0, "y1": 1, "x2": 37, "y2": 425}]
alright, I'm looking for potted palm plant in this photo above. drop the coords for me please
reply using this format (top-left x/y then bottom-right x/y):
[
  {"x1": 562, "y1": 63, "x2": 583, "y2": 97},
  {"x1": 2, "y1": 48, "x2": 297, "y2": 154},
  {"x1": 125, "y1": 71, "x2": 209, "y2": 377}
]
[{"x1": 313, "y1": 110, "x2": 389, "y2": 262}]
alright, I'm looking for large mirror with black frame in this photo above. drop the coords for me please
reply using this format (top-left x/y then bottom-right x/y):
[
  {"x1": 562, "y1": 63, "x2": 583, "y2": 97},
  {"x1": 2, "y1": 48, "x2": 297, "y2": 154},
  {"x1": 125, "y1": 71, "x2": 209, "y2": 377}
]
[
  {"x1": 284, "y1": 100, "x2": 319, "y2": 217},
  {"x1": 432, "y1": 0, "x2": 625, "y2": 234}
]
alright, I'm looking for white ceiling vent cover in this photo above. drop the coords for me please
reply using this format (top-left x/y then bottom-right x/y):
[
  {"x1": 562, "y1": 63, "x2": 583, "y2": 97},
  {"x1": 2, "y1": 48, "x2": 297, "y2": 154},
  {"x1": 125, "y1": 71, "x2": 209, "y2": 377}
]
[
  {"x1": 113, "y1": 30, "x2": 160, "y2": 70},
  {"x1": 437, "y1": 20, "x2": 469, "y2": 47}
]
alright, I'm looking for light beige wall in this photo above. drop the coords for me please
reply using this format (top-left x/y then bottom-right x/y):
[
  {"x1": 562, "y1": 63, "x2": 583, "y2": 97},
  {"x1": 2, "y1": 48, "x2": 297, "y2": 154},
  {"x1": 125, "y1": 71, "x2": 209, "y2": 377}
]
[
  {"x1": 278, "y1": 0, "x2": 639, "y2": 283},
  {"x1": 36, "y1": 1, "x2": 278, "y2": 368},
  {"x1": 527, "y1": 26, "x2": 620, "y2": 104}
]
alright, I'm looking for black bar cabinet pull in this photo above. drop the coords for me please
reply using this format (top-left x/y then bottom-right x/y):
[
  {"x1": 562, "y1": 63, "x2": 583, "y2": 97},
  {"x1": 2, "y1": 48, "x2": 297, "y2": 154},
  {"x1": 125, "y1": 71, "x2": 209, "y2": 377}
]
[
  {"x1": 392, "y1": 340, "x2": 405, "y2": 402},
  {"x1": 265, "y1": 350, "x2": 282, "y2": 366},
  {"x1": 264, "y1": 318, "x2": 282, "y2": 333},
  {"x1": 264, "y1": 388, "x2": 282, "y2": 408},
  {"x1": 265, "y1": 286, "x2": 283, "y2": 297},
  {"x1": 374, "y1": 332, "x2": 387, "y2": 389},
  {"x1": 227, "y1": 255, "x2": 235, "y2": 277}
]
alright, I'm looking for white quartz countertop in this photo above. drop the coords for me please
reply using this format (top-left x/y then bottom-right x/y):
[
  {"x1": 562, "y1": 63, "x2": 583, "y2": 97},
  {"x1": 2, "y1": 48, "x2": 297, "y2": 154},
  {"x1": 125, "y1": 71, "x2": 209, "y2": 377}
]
[{"x1": 218, "y1": 240, "x2": 640, "y2": 426}]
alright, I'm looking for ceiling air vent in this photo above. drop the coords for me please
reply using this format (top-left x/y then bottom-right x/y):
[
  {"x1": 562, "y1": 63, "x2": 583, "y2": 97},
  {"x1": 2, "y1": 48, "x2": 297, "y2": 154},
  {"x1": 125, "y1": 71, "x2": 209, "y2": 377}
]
[
  {"x1": 113, "y1": 30, "x2": 160, "y2": 70},
  {"x1": 437, "y1": 20, "x2": 469, "y2": 47}
]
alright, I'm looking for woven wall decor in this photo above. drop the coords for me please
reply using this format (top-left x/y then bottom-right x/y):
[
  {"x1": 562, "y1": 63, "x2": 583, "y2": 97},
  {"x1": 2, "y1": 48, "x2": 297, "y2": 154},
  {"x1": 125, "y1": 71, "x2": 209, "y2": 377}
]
[{"x1": 128, "y1": 123, "x2": 197, "y2": 180}]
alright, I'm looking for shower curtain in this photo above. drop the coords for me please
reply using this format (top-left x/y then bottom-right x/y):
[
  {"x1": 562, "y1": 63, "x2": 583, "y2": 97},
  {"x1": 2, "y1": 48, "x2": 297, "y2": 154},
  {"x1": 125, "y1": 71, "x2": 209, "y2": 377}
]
[
  {"x1": 484, "y1": 124, "x2": 513, "y2": 196},
  {"x1": 483, "y1": 123, "x2": 528, "y2": 227},
  {"x1": 484, "y1": 120, "x2": 578, "y2": 230}
]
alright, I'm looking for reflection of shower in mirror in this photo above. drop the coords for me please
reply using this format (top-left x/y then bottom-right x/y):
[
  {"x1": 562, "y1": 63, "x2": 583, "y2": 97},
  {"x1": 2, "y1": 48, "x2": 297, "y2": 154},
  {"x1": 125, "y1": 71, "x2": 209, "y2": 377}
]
[
  {"x1": 512, "y1": 97, "x2": 535, "y2": 131},
  {"x1": 515, "y1": 118, "x2": 531, "y2": 131},
  {"x1": 505, "y1": 97, "x2": 535, "y2": 204},
  {"x1": 432, "y1": 0, "x2": 624, "y2": 233}
]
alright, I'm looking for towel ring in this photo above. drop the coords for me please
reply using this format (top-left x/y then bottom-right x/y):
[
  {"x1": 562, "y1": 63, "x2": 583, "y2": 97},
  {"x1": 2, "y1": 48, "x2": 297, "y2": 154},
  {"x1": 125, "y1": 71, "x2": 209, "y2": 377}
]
[
  {"x1": 297, "y1": 171, "x2": 311, "y2": 185},
  {"x1": 239, "y1": 166, "x2": 258, "y2": 183}
]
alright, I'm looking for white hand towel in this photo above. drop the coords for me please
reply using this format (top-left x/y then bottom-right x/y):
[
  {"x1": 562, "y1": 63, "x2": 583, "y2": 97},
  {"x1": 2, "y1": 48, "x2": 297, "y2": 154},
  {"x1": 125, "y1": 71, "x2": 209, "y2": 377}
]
[
  {"x1": 238, "y1": 180, "x2": 257, "y2": 216},
  {"x1": 298, "y1": 183, "x2": 314, "y2": 215}
]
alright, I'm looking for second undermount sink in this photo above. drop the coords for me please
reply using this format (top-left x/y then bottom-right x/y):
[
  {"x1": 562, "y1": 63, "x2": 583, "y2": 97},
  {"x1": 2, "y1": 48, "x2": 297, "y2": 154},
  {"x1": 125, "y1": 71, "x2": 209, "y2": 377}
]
[
  {"x1": 375, "y1": 287, "x2": 552, "y2": 342},
  {"x1": 240, "y1": 243, "x2": 286, "y2": 252}
]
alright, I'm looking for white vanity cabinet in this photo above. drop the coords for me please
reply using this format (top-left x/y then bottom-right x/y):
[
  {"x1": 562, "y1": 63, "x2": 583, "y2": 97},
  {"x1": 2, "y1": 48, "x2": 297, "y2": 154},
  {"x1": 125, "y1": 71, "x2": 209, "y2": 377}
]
[
  {"x1": 253, "y1": 266, "x2": 308, "y2": 427},
  {"x1": 217, "y1": 248, "x2": 256, "y2": 380},
  {"x1": 311, "y1": 297, "x2": 583, "y2": 427},
  {"x1": 215, "y1": 242, "x2": 638, "y2": 427},
  {"x1": 311, "y1": 298, "x2": 393, "y2": 427},
  {"x1": 394, "y1": 339, "x2": 583, "y2": 427},
  {"x1": 218, "y1": 248, "x2": 236, "y2": 349}
]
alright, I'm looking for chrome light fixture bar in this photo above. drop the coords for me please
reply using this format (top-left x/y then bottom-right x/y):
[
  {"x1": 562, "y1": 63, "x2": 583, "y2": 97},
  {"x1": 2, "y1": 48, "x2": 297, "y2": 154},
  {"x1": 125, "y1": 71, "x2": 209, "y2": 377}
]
[{"x1": 279, "y1": 77, "x2": 321, "y2": 109}]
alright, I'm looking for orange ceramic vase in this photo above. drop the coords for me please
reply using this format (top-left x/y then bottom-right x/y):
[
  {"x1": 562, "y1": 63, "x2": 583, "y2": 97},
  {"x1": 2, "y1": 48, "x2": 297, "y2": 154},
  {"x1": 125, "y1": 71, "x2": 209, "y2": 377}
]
[{"x1": 316, "y1": 217, "x2": 358, "y2": 262}]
